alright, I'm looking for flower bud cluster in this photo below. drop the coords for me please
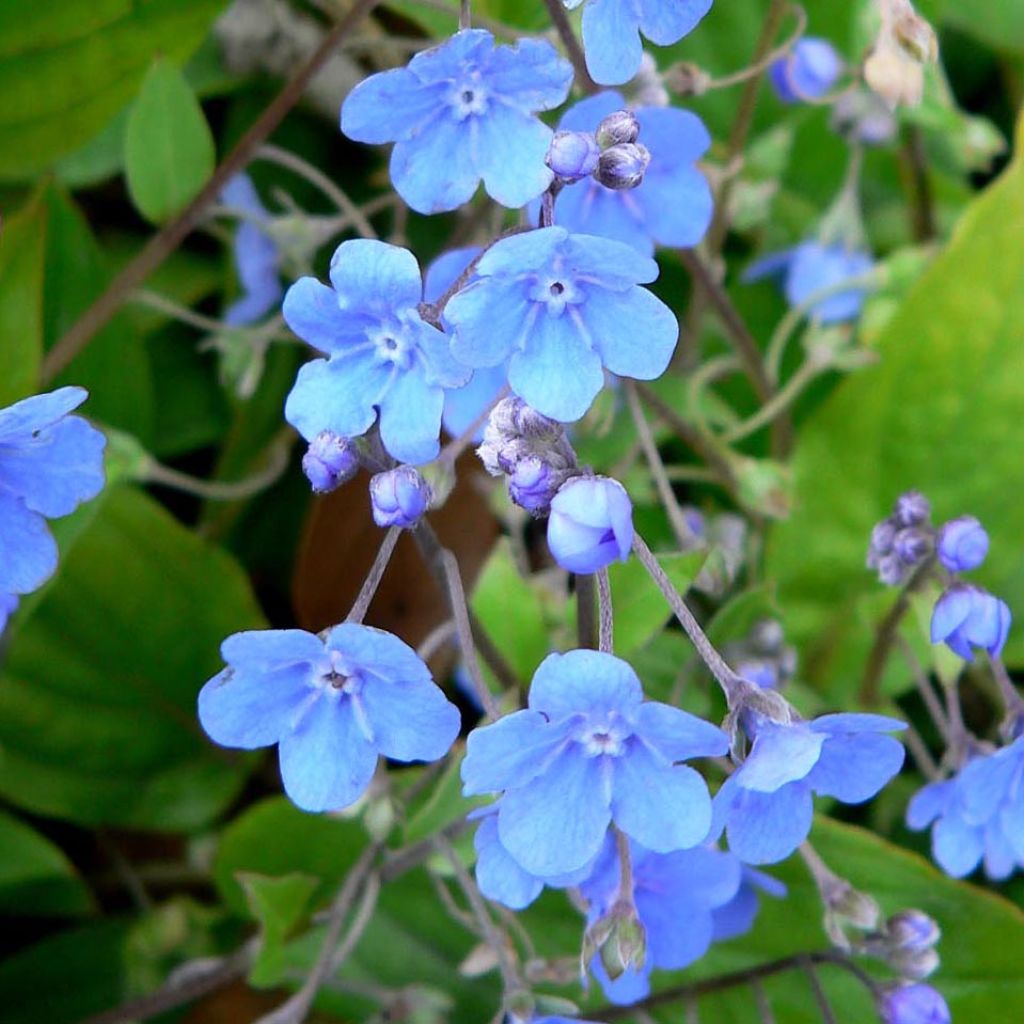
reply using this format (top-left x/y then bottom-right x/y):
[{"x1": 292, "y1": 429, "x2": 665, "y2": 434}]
[
  {"x1": 478, "y1": 397, "x2": 578, "y2": 515},
  {"x1": 866, "y1": 490, "x2": 934, "y2": 586},
  {"x1": 543, "y1": 108, "x2": 652, "y2": 191},
  {"x1": 862, "y1": 909, "x2": 941, "y2": 982},
  {"x1": 302, "y1": 430, "x2": 360, "y2": 493},
  {"x1": 864, "y1": 0, "x2": 938, "y2": 109}
]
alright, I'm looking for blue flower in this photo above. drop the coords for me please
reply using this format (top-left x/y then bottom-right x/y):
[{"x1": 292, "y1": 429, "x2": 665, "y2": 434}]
[
  {"x1": 370, "y1": 465, "x2": 431, "y2": 528},
  {"x1": 0, "y1": 593, "x2": 18, "y2": 634},
  {"x1": 539, "y1": 92, "x2": 712, "y2": 256},
  {"x1": 712, "y1": 864, "x2": 787, "y2": 941},
  {"x1": 0, "y1": 387, "x2": 106, "y2": 596},
  {"x1": 879, "y1": 983, "x2": 951, "y2": 1024},
  {"x1": 423, "y1": 246, "x2": 507, "y2": 443},
  {"x1": 930, "y1": 583, "x2": 1010, "y2": 661},
  {"x1": 221, "y1": 173, "x2": 282, "y2": 326},
  {"x1": 936, "y1": 516, "x2": 989, "y2": 574},
  {"x1": 713, "y1": 712, "x2": 906, "y2": 864},
  {"x1": 461, "y1": 649, "x2": 728, "y2": 875},
  {"x1": 283, "y1": 239, "x2": 470, "y2": 465},
  {"x1": 446, "y1": 227, "x2": 678, "y2": 421},
  {"x1": 568, "y1": 0, "x2": 713, "y2": 86},
  {"x1": 907, "y1": 737, "x2": 1024, "y2": 880},
  {"x1": 744, "y1": 242, "x2": 874, "y2": 323},
  {"x1": 547, "y1": 475, "x2": 633, "y2": 573},
  {"x1": 199, "y1": 625, "x2": 461, "y2": 812},
  {"x1": 582, "y1": 838, "x2": 757, "y2": 1005},
  {"x1": 770, "y1": 38, "x2": 842, "y2": 104},
  {"x1": 341, "y1": 30, "x2": 572, "y2": 213}
]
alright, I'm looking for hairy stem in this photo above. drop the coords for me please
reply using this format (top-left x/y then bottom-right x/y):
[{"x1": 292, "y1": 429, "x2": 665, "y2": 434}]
[
  {"x1": 346, "y1": 526, "x2": 402, "y2": 624},
  {"x1": 542, "y1": 0, "x2": 598, "y2": 94},
  {"x1": 597, "y1": 568, "x2": 614, "y2": 654}
]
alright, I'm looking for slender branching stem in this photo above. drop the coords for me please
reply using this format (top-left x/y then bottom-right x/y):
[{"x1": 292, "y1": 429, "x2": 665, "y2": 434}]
[
  {"x1": 346, "y1": 526, "x2": 402, "y2": 624},
  {"x1": 542, "y1": 0, "x2": 598, "y2": 94},
  {"x1": 597, "y1": 568, "x2": 614, "y2": 654}
]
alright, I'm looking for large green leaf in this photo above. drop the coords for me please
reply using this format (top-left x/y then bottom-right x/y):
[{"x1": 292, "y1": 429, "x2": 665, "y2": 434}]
[
  {"x1": 0, "y1": 0, "x2": 225, "y2": 180},
  {"x1": 0, "y1": 485, "x2": 264, "y2": 830},
  {"x1": 942, "y1": 0, "x2": 1024, "y2": 53},
  {"x1": 765, "y1": 110, "x2": 1024, "y2": 688},
  {"x1": 124, "y1": 57, "x2": 216, "y2": 224}
]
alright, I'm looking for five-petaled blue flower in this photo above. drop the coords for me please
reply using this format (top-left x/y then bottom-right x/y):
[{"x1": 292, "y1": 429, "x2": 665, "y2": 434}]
[
  {"x1": 446, "y1": 227, "x2": 678, "y2": 422},
  {"x1": 744, "y1": 242, "x2": 874, "y2": 323},
  {"x1": 582, "y1": 836, "x2": 782, "y2": 1005},
  {"x1": 341, "y1": 29, "x2": 572, "y2": 214},
  {"x1": 907, "y1": 735, "x2": 1024, "y2": 880},
  {"x1": 0, "y1": 387, "x2": 106, "y2": 597},
  {"x1": 541, "y1": 92, "x2": 712, "y2": 256},
  {"x1": 199, "y1": 625, "x2": 461, "y2": 812},
  {"x1": 221, "y1": 173, "x2": 283, "y2": 326},
  {"x1": 769, "y1": 38, "x2": 842, "y2": 104},
  {"x1": 461, "y1": 649, "x2": 728, "y2": 876},
  {"x1": 930, "y1": 583, "x2": 1010, "y2": 662},
  {"x1": 713, "y1": 712, "x2": 906, "y2": 864},
  {"x1": 566, "y1": 0, "x2": 713, "y2": 86},
  {"x1": 283, "y1": 239, "x2": 470, "y2": 465}
]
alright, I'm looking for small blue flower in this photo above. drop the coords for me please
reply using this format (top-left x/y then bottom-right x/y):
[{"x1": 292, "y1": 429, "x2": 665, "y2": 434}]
[
  {"x1": 568, "y1": 0, "x2": 713, "y2": 86},
  {"x1": 302, "y1": 431, "x2": 360, "y2": 494},
  {"x1": 0, "y1": 593, "x2": 18, "y2": 634},
  {"x1": 582, "y1": 838, "x2": 758, "y2": 1005},
  {"x1": 541, "y1": 92, "x2": 711, "y2": 256},
  {"x1": 713, "y1": 712, "x2": 906, "y2": 864},
  {"x1": 769, "y1": 38, "x2": 842, "y2": 104},
  {"x1": 341, "y1": 30, "x2": 572, "y2": 213},
  {"x1": 907, "y1": 737, "x2": 1024, "y2": 880},
  {"x1": 0, "y1": 387, "x2": 106, "y2": 596},
  {"x1": 744, "y1": 242, "x2": 874, "y2": 323},
  {"x1": 547, "y1": 130, "x2": 601, "y2": 182},
  {"x1": 370, "y1": 465, "x2": 431, "y2": 528},
  {"x1": 879, "y1": 983, "x2": 951, "y2": 1024},
  {"x1": 936, "y1": 516, "x2": 989, "y2": 574},
  {"x1": 930, "y1": 583, "x2": 1010, "y2": 661},
  {"x1": 461, "y1": 649, "x2": 728, "y2": 875},
  {"x1": 547, "y1": 475, "x2": 633, "y2": 573},
  {"x1": 283, "y1": 239, "x2": 470, "y2": 465},
  {"x1": 199, "y1": 625, "x2": 461, "y2": 812},
  {"x1": 423, "y1": 246, "x2": 507, "y2": 443},
  {"x1": 446, "y1": 227, "x2": 678, "y2": 421},
  {"x1": 220, "y1": 173, "x2": 283, "y2": 326}
]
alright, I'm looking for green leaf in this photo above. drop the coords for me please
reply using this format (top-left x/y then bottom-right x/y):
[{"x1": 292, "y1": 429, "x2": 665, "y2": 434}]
[
  {"x1": 215, "y1": 797, "x2": 370, "y2": 916},
  {"x1": 0, "y1": 188, "x2": 46, "y2": 405},
  {"x1": 124, "y1": 57, "x2": 216, "y2": 224},
  {"x1": 0, "y1": 485, "x2": 263, "y2": 830},
  {"x1": 0, "y1": 809, "x2": 93, "y2": 916},
  {"x1": 240, "y1": 872, "x2": 320, "y2": 987},
  {"x1": 0, "y1": 0, "x2": 224, "y2": 180},
  {"x1": 766, "y1": 109, "x2": 1024, "y2": 685},
  {"x1": 403, "y1": 747, "x2": 484, "y2": 846},
  {"x1": 942, "y1": 0, "x2": 1024, "y2": 53}
]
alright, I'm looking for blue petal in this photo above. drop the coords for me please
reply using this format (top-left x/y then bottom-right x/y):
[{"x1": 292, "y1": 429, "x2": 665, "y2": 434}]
[
  {"x1": 711, "y1": 883, "x2": 760, "y2": 941},
  {"x1": 424, "y1": 246, "x2": 482, "y2": 304},
  {"x1": 225, "y1": 286, "x2": 281, "y2": 328},
  {"x1": 498, "y1": 747, "x2": 611, "y2": 874},
  {"x1": 329, "y1": 239, "x2": 424, "y2": 313},
  {"x1": 639, "y1": 105, "x2": 711, "y2": 162},
  {"x1": 807, "y1": 733, "x2": 905, "y2": 803},
  {"x1": 612, "y1": 745, "x2": 711, "y2": 852},
  {"x1": 223, "y1": 628, "x2": 325, "y2": 669},
  {"x1": 483, "y1": 36, "x2": 573, "y2": 110},
  {"x1": 462, "y1": 710, "x2": 573, "y2": 795},
  {"x1": 0, "y1": 387, "x2": 87, "y2": 444},
  {"x1": 358, "y1": 675, "x2": 460, "y2": 762},
  {"x1": 391, "y1": 117, "x2": 482, "y2": 214},
  {"x1": 723, "y1": 780, "x2": 814, "y2": 865},
  {"x1": 983, "y1": 819, "x2": 1017, "y2": 880},
  {"x1": 341, "y1": 66, "x2": 445, "y2": 144},
  {"x1": 508, "y1": 307, "x2": 604, "y2": 421},
  {"x1": 809, "y1": 712, "x2": 907, "y2": 734},
  {"x1": 932, "y1": 810, "x2": 984, "y2": 877},
  {"x1": 474, "y1": 815, "x2": 544, "y2": 909},
  {"x1": 443, "y1": 364, "x2": 508, "y2": 439},
  {"x1": 278, "y1": 696, "x2": 378, "y2": 812},
  {"x1": 743, "y1": 248, "x2": 796, "y2": 284},
  {"x1": 377, "y1": 365, "x2": 444, "y2": 465},
  {"x1": 284, "y1": 356, "x2": 389, "y2": 443},
  {"x1": 638, "y1": 0, "x2": 713, "y2": 44},
  {"x1": 406, "y1": 29, "x2": 494, "y2": 84},
  {"x1": 590, "y1": 955, "x2": 652, "y2": 1006},
  {"x1": 578, "y1": 285, "x2": 678, "y2": 381},
  {"x1": 0, "y1": 493, "x2": 57, "y2": 594},
  {"x1": 475, "y1": 227, "x2": 566, "y2": 276},
  {"x1": 528, "y1": 649, "x2": 643, "y2": 719},
  {"x1": 735, "y1": 722, "x2": 825, "y2": 793},
  {"x1": 582, "y1": 0, "x2": 643, "y2": 86},
  {"x1": 0, "y1": 415, "x2": 105, "y2": 518},
  {"x1": 637, "y1": 164, "x2": 712, "y2": 249},
  {"x1": 930, "y1": 585, "x2": 975, "y2": 642},
  {"x1": 282, "y1": 278, "x2": 376, "y2": 356},
  {"x1": 638, "y1": 886, "x2": 714, "y2": 969},
  {"x1": 325, "y1": 623, "x2": 431, "y2": 683},
  {"x1": 999, "y1": 792, "x2": 1024, "y2": 861},
  {"x1": 958, "y1": 744, "x2": 1022, "y2": 823},
  {"x1": 221, "y1": 173, "x2": 267, "y2": 216},
  {"x1": 447, "y1": 278, "x2": 534, "y2": 368},
  {"x1": 553, "y1": 180, "x2": 653, "y2": 256},
  {"x1": 198, "y1": 664, "x2": 311, "y2": 749},
  {"x1": 906, "y1": 779, "x2": 956, "y2": 830},
  {"x1": 559, "y1": 91, "x2": 624, "y2": 132},
  {"x1": 632, "y1": 702, "x2": 728, "y2": 762},
  {"x1": 410, "y1": 318, "x2": 471, "y2": 388},
  {"x1": 786, "y1": 243, "x2": 873, "y2": 322},
  {"x1": 564, "y1": 232, "x2": 660, "y2": 289},
  {"x1": 228, "y1": 220, "x2": 280, "y2": 318},
  {"x1": 474, "y1": 106, "x2": 553, "y2": 208}
]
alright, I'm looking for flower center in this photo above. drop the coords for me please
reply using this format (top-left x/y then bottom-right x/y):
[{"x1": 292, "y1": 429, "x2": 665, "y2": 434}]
[
  {"x1": 577, "y1": 714, "x2": 630, "y2": 758},
  {"x1": 450, "y1": 79, "x2": 488, "y2": 119},
  {"x1": 372, "y1": 328, "x2": 414, "y2": 370},
  {"x1": 529, "y1": 276, "x2": 581, "y2": 317}
]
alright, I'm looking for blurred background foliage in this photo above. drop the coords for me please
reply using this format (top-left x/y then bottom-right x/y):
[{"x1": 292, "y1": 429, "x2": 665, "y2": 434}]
[{"x1": 1, "y1": 0, "x2": 1023, "y2": 1021}]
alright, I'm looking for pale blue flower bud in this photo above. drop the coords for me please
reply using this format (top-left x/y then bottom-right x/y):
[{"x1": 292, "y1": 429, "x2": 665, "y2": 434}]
[
  {"x1": 879, "y1": 983, "x2": 950, "y2": 1024},
  {"x1": 370, "y1": 465, "x2": 431, "y2": 528},
  {"x1": 596, "y1": 109, "x2": 640, "y2": 148},
  {"x1": 547, "y1": 475, "x2": 633, "y2": 573},
  {"x1": 595, "y1": 143, "x2": 651, "y2": 190},
  {"x1": 546, "y1": 130, "x2": 600, "y2": 182},
  {"x1": 508, "y1": 456, "x2": 565, "y2": 515},
  {"x1": 302, "y1": 431, "x2": 359, "y2": 493},
  {"x1": 936, "y1": 515, "x2": 989, "y2": 573}
]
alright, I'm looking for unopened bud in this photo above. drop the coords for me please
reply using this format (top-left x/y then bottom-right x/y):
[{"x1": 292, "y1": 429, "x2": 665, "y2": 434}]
[
  {"x1": 894, "y1": 490, "x2": 931, "y2": 528},
  {"x1": 369, "y1": 466, "x2": 431, "y2": 528},
  {"x1": 878, "y1": 982, "x2": 950, "y2": 1024},
  {"x1": 508, "y1": 456, "x2": 567, "y2": 515},
  {"x1": 596, "y1": 109, "x2": 640, "y2": 148},
  {"x1": 546, "y1": 130, "x2": 601, "y2": 182},
  {"x1": 893, "y1": 9, "x2": 938, "y2": 63},
  {"x1": 591, "y1": 907, "x2": 646, "y2": 981},
  {"x1": 595, "y1": 143, "x2": 651, "y2": 190},
  {"x1": 302, "y1": 431, "x2": 359, "y2": 493},
  {"x1": 893, "y1": 527, "x2": 931, "y2": 565},
  {"x1": 663, "y1": 61, "x2": 711, "y2": 97}
]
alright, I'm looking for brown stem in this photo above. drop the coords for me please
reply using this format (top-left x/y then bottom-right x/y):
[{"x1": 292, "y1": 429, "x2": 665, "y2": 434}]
[
  {"x1": 898, "y1": 125, "x2": 936, "y2": 244},
  {"x1": 42, "y1": 0, "x2": 382, "y2": 383},
  {"x1": 345, "y1": 526, "x2": 401, "y2": 624},
  {"x1": 542, "y1": 0, "x2": 599, "y2": 94}
]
